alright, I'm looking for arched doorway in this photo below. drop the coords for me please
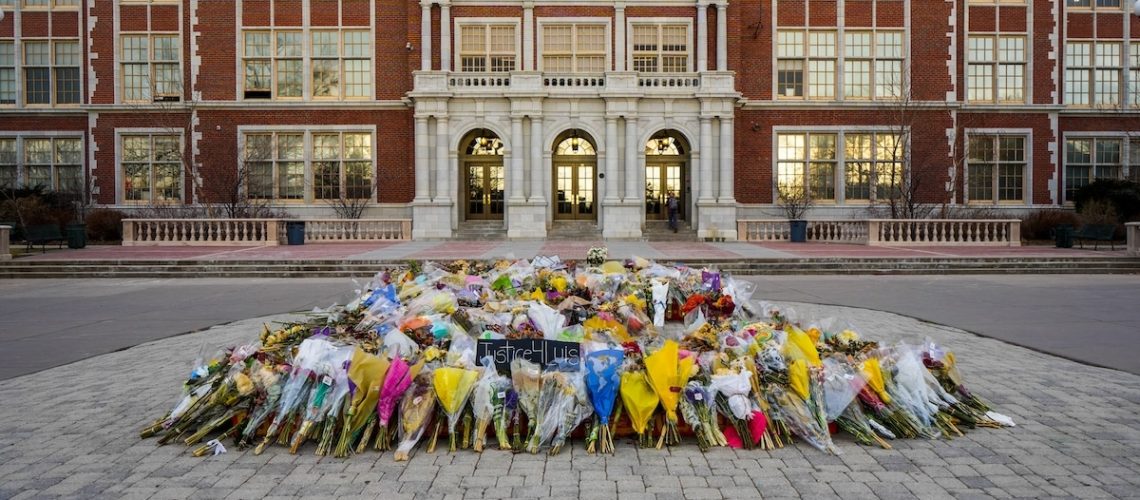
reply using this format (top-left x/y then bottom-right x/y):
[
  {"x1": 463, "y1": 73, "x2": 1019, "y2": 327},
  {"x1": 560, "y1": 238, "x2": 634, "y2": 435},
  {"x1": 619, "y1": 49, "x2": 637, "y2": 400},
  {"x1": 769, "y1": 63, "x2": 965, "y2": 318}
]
[
  {"x1": 552, "y1": 130, "x2": 597, "y2": 221},
  {"x1": 645, "y1": 130, "x2": 690, "y2": 221},
  {"x1": 460, "y1": 130, "x2": 505, "y2": 220}
]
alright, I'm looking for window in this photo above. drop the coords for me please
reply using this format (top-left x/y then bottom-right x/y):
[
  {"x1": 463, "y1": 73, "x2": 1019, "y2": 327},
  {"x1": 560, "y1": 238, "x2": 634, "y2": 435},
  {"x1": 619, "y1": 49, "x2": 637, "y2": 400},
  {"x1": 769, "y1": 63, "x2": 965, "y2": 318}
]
[
  {"x1": 459, "y1": 24, "x2": 516, "y2": 72},
  {"x1": 1, "y1": 42, "x2": 15, "y2": 105},
  {"x1": 844, "y1": 31, "x2": 904, "y2": 99},
  {"x1": 1130, "y1": 44, "x2": 1140, "y2": 107},
  {"x1": 121, "y1": 34, "x2": 180, "y2": 103},
  {"x1": 244, "y1": 133, "x2": 305, "y2": 200},
  {"x1": 543, "y1": 24, "x2": 606, "y2": 73},
  {"x1": 1065, "y1": 0, "x2": 1123, "y2": 8},
  {"x1": 777, "y1": 133, "x2": 837, "y2": 200},
  {"x1": 968, "y1": 135, "x2": 1025, "y2": 203},
  {"x1": 122, "y1": 134, "x2": 182, "y2": 203},
  {"x1": 844, "y1": 133, "x2": 905, "y2": 202},
  {"x1": 1064, "y1": 138, "x2": 1124, "y2": 202},
  {"x1": 20, "y1": 0, "x2": 79, "y2": 8},
  {"x1": 241, "y1": 131, "x2": 374, "y2": 201},
  {"x1": 631, "y1": 24, "x2": 689, "y2": 73},
  {"x1": 1065, "y1": 41, "x2": 1123, "y2": 106},
  {"x1": 23, "y1": 40, "x2": 80, "y2": 105},
  {"x1": 968, "y1": 35, "x2": 1026, "y2": 103},
  {"x1": 242, "y1": 29, "x2": 371, "y2": 100},
  {"x1": 0, "y1": 136, "x2": 81, "y2": 191}
]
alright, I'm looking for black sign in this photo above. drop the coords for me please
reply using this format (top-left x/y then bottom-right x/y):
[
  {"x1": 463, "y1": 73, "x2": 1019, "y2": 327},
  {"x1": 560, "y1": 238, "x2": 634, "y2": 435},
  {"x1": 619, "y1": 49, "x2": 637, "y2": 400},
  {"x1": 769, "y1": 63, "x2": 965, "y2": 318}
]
[{"x1": 477, "y1": 339, "x2": 581, "y2": 374}]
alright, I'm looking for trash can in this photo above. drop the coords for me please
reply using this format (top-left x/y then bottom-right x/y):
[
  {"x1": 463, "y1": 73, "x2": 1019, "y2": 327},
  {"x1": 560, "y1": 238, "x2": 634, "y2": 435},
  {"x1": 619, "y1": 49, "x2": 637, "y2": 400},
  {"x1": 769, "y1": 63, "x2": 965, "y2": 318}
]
[
  {"x1": 1054, "y1": 224, "x2": 1074, "y2": 248},
  {"x1": 789, "y1": 220, "x2": 808, "y2": 243},
  {"x1": 285, "y1": 221, "x2": 305, "y2": 245},
  {"x1": 66, "y1": 223, "x2": 87, "y2": 249}
]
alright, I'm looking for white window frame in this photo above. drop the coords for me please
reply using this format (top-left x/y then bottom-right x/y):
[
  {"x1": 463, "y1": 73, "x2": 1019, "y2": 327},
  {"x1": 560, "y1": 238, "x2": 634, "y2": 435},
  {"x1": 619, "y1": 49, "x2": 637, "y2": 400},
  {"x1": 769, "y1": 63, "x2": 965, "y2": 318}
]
[
  {"x1": 236, "y1": 126, "x2": 378, "y2": 204},
  {"x1": 0, "y1": 132, "x2": 84, "y2": 192},
  {"x1": 1064, "y1": 40, "x2": 1125, "y2": 107},
  {"x1": 0, "y1": 40, "x2": 17, "y2": 106},
  {"x1": 966, "y1": 34, "x2": 1028, "y2": 104},
  {"x1": 538, "y1": 17, "x2": 612, "y2": 73},
  {"x1": 771, "y1": 126, "x2": 910, "y2": 205},
  {"x1": 1064, "y1": 0, "x2": 1125, "y2": 10},
  {"x1": 1061, "y1": 132, "x2": 1137, "y2": 203},
  {"x1": 119, "y1": 33, "x2": 182, "y2": 104},
  {"x1": 236, "y1": 24, "x2": 376, "y2": 102},
  {"x1": 963, "y1": 129, "x2": 1032, "y2": 206},
  {"x1": 115, "y1": 128, "x2": 186, "y2": 205},
  {"x1": 629, "y1": 21, "x2": 693, "y2": 73},
  {"x1": 20, "y1": 38, "x2": 82, "y2": 107},
  {"x1": 454, "y1": 18, "x2": 521, "y2": 74}
]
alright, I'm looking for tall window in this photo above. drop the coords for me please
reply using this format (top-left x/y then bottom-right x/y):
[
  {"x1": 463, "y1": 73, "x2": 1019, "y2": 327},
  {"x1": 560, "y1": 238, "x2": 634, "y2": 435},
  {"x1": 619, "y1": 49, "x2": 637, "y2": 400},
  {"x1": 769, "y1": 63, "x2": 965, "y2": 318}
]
[
  {"x1": 244, "y1": 133, "x2": 305, "y2": 200},
  {"x1": 23, "y1": 40, "x2": 80, "y2": 105},
  {"x1": 844, "y1": 31, "x2": 904, "y2": 99},
  {"x1": 968, "y1": 135, "x2": 1025, "y2": 203},
  {"x1": 542, "y1": 24, "x2": 606, "y2": 73},
  {"x1": 968, "y1": 35, "x2": 1026, "y2": 103},
  {"x1": 1130, "y1": 44, "x2": 1140, "y2": 107},
  {"x1": 458, "y1": 24, "x2": 516, "y2": 72},
  {"x1": 0, "y1": 42, "x2": 15, "y2": 105},
  {"x1": 631, "y1": 24, "x2": 689, "y2": 73},
  {"x1": 844, "y1": 133, "x2": 904, "y2": 202},
  {"x1": 241, "y1": 29, "x2": 371, "y2": 100},
  {"x1": 777, "y1": 133, "x2": 837, "y2": 200},
  {"x1": 121, "y1": 34, "x2": 180, "y2": 103},
  {"x1": 122, "y1": 134, "x2": 182, "y2": 203},
  {"x1": 1064, "y1": 138, "x2": 1123, "y2": 202},
  {"x1": 313, "y1": 132, "x2": 372, "y2": 200},
  {"x1": 1065, "y1": 41, "x2": 1122, "y2": 106},
  {"x1": 0, "y1": 136, "x2": 81, "y2": 190}
]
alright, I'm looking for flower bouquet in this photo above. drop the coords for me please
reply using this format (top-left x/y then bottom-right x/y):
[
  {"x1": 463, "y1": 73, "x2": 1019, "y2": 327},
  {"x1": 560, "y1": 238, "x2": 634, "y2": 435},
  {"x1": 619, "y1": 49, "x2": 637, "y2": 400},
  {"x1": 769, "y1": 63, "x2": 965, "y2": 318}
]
[
  {"x1": 620, "y1": 369, "x2": 659, "y2": 448},
  {"x1": 679, "y1": 381, "x2": 727, "y2": 451},
  {"x1": 432, "y1": 365, "x2": 480, "y2": 452},
  {"x1": 584, "y1": 349, "x2": 624, "y2": 454},
  {"x1": 586, "y1": 246, "x2": 608, "y2": 266},
  {"x1": 393, "y1": 370, "x2": 437, "y2": 461},
  {"x1": 511, "y1": 358, "x2": 543, "y2": 453}
]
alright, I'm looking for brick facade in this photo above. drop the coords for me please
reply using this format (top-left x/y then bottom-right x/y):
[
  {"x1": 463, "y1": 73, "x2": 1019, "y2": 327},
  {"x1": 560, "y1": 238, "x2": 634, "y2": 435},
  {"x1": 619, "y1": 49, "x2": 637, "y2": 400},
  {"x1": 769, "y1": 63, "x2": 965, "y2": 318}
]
[{"x1": 0, "y1": 0, "x2": 1138, "y2": 235}]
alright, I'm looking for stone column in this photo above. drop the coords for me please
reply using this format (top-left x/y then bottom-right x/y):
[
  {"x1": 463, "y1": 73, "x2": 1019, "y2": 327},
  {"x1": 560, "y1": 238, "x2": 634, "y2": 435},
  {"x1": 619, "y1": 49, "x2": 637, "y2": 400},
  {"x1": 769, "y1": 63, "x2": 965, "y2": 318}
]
[
  {"x1": 435, "y1": 117, "x2": 451, "y2": 203},
  {"x1": 716, "y1": 2, "x2": 728, "y2": 71},
  {"x1": 624, "y1": 116, "x2": 640, "y2": 202},
  {"x1": 510, "y1": 117, "x2": 525, "y2": 202},
  {"x1": 440, "y1": 2, "x2": 451, "y2": 72},
  {"x1": 414, "y1": 116, "x2": 431, "y2": 201},
  {"x1": 530, "y1": 116, "x2": 544, "y2": 202},
  {"x1": 523, "y1": 2, "x2": 535, "y2": 71},
  {"x1": 699, "y1": 117, "x2": 714, "y2": 202},
  {"x1": 697, "y1": 2, "x2": 708, "y2": 72},
  {"x1": 615, "y1": 5, "x2": 626, "y2": 71},
  {"x1": 718, "y1": 116, "x2": 734, "y2": 203},
  {"x1": 420, "y1": 2, "x2": 432, "y2": 71},
  {"x1": 0, "y1": 225, "x2": 10, "y2": 261},
  {"x1": 604, "y1": 117, "x2": 619, "y2": 202}
]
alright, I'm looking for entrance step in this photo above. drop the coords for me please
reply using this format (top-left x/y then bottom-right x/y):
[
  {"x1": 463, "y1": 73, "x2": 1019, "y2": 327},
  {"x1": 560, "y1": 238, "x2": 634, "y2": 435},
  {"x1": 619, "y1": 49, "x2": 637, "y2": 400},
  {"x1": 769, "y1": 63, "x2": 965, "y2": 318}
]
[
  {"x1": 454, "y1": 221, "x2": 506, "y2": 240},
  {"x1": 643, "y1": 221, "x2": 698, "y2": 242},
  {"x1": 547, "y1": 221, "x2": 602, "y2": 241}
]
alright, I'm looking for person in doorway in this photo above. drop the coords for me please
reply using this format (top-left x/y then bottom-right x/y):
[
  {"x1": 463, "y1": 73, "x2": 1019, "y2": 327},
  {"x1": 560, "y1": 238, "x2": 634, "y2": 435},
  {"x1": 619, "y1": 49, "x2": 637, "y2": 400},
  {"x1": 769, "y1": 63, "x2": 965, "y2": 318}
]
[{"x1": 666, "y1": 191, "x2": 679, "y2": 233}]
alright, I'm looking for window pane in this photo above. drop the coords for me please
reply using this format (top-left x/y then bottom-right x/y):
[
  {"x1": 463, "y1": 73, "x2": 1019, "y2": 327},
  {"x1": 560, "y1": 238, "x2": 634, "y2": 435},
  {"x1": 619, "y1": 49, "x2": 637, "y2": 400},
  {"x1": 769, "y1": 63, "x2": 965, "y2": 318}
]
[
  {"x1": 313, "y1": 134, "x2": 340, "y2": 160},
  {"x1": 968, "y1": 164, "x2": 993, "y2": 201},
  {"x1": 277, "y1": 32, "x2": 301, "y2": 57},
  {"x1": 579, "y1": 25, "x2": 607, "y2": 53},
  {"x1": 844, "y1": 32, "x2": 871, "y2": 58},
  {"x1": 243, "y1": 134, "x2": 272, "y2": 161},
  {"x1": 1066, "y1": 139, "x2": 1092, "y2": 164},
  {"x1": 844, "y1": 60, "x2": 870, "y2": 98},
  {"x1": 24, "y1": 41, "x2": 50, "y2": 65},
  {"x1": 314, "y1": 161, "x2": 340, "y2": 199},
  {"x1": 244, "y1": 32, "x2": 271, "y2": 57},
  {"x1": 809, "y1": 161, "x2": 835, "y2": 200},
  {"x1": 25, "y1": 139, "x2": 52, "y2": 164},
  {"x1": 1096, "y1": 139, "x2": 1121, "y2": 164},
  {"x1": 55, "y1": 67, "x2": 81, "y2": 104},
  {"x1": 776, "y1": 31, "x2": 803, "y2": 58},
  {"x1": 344, "y1": 31, "x2": 370, "y2": 58},
  {"x1": 246, "y1": 161, "x2": 273, "y2": 199},
  {"x1": 777, "y1": 60, "x2": 804, "y2": 97},
  {"x1": 808, "y1": 31, "x2": 835, "y2": 58},
  {"x1": 55, "y1": 138, "x2": 82, "y2": 164},
  {"x1": 279, "y1": 162, "x2": 304, "y2": 199},
  {"x1": 876, "y1": 31, "x2": 903, "y2": 59},
  {"x1": 312, "y1": 59, "x2": 340, "y2": 97},
  {"x1": 278, "y1": 134, "x2": 303, "y2": 160},
  {"x1": 968, "y1": 36, "x2": 994, "y2": 62},
  {"x1": 277, "y1": 59, "x2": 302, "y2": 97},
  {"x1": 808, "y1": 59, "x2": 835, "y2": 98},
  {"x1": 997, "y1": 164, "x2": 1023, "y2": 201},
  {"x1": 344, "y1": 133, "x2": 371, "y2": 160}
]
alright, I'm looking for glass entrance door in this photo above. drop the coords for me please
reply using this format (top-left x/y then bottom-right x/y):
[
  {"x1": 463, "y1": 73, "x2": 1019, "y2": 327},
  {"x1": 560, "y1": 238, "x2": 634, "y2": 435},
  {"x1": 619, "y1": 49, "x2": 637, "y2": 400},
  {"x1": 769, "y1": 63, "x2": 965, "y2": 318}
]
[
  {"x1": 645, "y1": 163, "x2": 683, "y2": 220},
  {"x1": 554, "y1": 163, "x2": 596, "y2": 220},
  {"x1": 465, "y1": 163, "x2": 505, "y2": 220}
]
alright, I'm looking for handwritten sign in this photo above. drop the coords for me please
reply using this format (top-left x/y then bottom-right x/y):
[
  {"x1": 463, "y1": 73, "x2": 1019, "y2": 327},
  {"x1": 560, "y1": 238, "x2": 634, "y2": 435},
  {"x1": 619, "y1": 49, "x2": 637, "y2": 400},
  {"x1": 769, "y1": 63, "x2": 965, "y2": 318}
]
[{"x1": 477, "y1": 339, "x2": 581, "y2": 374}]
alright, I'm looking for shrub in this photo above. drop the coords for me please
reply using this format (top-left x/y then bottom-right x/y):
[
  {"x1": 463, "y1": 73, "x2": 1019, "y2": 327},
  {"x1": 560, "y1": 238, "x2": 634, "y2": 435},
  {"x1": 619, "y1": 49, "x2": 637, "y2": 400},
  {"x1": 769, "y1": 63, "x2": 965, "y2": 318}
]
[
  {"x1": 85, "y1": 208, "x2": 125, "y2": 242},
  {"x1": 1020, "y1": 209, "x2": 1080, "y2": 241},
  {"x1": 1072, "y1": 179, "x2": 1140, "y2": 223}
]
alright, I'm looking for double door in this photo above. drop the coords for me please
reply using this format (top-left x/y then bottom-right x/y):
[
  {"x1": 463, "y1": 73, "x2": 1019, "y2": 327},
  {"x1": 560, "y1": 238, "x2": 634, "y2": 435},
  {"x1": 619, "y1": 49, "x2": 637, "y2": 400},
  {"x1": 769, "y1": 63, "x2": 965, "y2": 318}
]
[
  {"x1": 465, "y1": 162, "x2": 505, "y2": 220},
  {"x1": 554, "y1": 163, "x2": 595, "y2": 220},
  {"x1": 645, "y1": 163, "x2": 683, "y2": 220}
]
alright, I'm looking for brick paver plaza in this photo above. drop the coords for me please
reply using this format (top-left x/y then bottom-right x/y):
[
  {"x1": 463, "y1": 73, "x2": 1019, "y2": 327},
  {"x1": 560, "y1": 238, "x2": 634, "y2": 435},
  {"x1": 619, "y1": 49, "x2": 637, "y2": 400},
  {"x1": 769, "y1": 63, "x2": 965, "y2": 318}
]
[{"x1": 1, "y1": 301, "x2": 1137, "y2": 500}]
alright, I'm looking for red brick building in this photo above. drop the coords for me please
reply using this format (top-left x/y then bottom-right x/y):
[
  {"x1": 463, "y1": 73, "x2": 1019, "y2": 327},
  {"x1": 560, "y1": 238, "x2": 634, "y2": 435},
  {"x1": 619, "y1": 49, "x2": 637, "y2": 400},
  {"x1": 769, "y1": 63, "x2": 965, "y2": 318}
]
[{"x1": 1, "y1": 0, "x2": 1137, "y2": 239}]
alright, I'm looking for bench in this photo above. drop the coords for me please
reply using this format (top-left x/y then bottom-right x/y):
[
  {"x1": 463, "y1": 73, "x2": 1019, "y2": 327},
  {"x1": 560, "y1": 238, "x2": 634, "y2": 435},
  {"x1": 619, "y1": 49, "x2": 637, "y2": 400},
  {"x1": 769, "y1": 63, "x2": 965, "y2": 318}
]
[
  {"x1": 24, "y1": 224, "x2": 65, "y2": 253},
  {"x1": 1075, "y1": 224, "x2": 1117, "y2": 250}
]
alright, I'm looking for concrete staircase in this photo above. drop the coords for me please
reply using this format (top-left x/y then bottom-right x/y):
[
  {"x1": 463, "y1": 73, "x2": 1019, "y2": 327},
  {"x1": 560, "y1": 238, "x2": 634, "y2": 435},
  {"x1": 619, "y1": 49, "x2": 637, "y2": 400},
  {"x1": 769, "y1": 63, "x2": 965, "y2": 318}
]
[
  {"x1": 453, "y1": 221, "x2": 507, "y2": 240},
  {"x1": 3, "y1": 256, "x2": 1138, "y2": 278},
  {"x1": 643, "y1": 220, "x2": 698, "y2": 242},
  {"x1": 546, "y1": 221, "x2": 603, "y2": 241}
]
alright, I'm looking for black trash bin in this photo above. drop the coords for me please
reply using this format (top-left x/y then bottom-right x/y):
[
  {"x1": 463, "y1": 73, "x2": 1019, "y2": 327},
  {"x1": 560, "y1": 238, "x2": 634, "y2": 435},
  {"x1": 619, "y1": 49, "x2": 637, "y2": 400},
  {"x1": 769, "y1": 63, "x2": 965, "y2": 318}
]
[
  {"x1": 1054, "y1": 224, "x2": 1074, "y2": 248},
  {"x1": 66, "y1": 223, "x2": 87, "y2": 249},
  {"x1": 285, "y1": 221, "x2": 305, "y2": 245}
]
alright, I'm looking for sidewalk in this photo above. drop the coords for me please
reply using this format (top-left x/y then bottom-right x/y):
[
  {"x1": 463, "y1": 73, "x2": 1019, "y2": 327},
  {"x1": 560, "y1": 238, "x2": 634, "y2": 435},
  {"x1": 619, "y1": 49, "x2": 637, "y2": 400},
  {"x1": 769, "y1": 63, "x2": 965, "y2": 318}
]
[
  {"x1": 13, "y1": 240, "x2": 1129, "y2": 262},
  {"x1": 1, "y1": 303, "x2": 1137, "y2": 499}
]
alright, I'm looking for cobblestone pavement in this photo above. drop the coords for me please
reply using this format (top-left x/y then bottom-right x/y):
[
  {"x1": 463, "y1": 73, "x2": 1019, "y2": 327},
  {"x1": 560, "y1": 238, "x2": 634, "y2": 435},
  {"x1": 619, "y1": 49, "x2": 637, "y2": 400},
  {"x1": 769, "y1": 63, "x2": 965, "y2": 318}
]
[{"x1": 1, "y1": 303, "x2": 1138, "y2": 500}]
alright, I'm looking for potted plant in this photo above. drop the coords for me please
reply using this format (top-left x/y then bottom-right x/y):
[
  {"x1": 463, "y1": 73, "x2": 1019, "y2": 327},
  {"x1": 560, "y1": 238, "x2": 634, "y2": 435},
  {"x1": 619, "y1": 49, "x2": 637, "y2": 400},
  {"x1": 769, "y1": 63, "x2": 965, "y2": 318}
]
[{"x1": 777, "y1": 188, "x2": 813, "y2": 243}]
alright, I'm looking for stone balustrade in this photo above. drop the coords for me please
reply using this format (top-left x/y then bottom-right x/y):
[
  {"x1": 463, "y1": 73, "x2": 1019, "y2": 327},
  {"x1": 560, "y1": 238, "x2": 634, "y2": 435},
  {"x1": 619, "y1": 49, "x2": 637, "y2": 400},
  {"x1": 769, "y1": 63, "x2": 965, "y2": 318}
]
[
  {"x1": 122, "y1": 219, "x2": 411, "y2": 246},
  {"x1": 737, "y1": 219, "x2": 1022, "y2": 247},
  {"x1": 1128, "y1": 222, "x2": 1139, "y2": 256},
  {"x1": 412, "y1": 71, "x2": 737, "y2": 97}
]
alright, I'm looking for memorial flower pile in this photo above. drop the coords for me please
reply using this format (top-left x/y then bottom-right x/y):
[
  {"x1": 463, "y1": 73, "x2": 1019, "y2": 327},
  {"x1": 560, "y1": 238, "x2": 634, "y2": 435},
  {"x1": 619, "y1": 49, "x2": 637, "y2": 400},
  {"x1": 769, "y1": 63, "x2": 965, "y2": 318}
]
[{"x1": 141, "y1": 256, "x2": 1013, "y2": 459}]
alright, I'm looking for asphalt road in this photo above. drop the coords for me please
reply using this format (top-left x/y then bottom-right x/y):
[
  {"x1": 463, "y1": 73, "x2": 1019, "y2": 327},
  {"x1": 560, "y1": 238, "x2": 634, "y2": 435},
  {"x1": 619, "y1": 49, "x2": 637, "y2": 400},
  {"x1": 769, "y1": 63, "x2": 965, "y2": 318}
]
[{"x1": 1, "y1": 275, "x2": 1137, "y2": 380}]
